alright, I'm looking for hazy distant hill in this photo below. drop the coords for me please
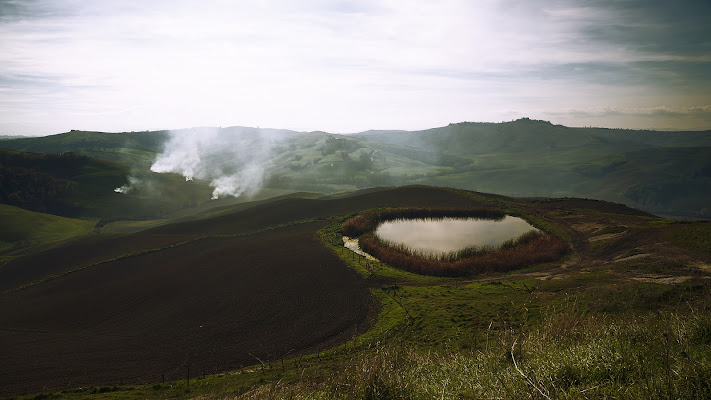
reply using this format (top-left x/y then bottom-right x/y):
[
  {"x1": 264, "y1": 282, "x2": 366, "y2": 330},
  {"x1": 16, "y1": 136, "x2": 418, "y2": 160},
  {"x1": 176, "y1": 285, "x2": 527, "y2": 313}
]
[
  {"x1": 350, "y1": 119, "x2": 711, "y2": 217},
  {"x1": 0, "y1": 130, "x2": 170, "y2": 168},
  {"x1": 2, "y1": 119, "x2": 710, "y2": 218}
]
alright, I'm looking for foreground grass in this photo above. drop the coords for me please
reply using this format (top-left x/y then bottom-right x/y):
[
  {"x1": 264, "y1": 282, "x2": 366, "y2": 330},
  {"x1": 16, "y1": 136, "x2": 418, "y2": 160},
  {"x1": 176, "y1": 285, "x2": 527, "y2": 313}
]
[
  {"x1": 239, "y1": 305, "x2": 711, "y2": 399},
  {"x1": 10, "y1": 271, "x2": 708, "y2": 400}
]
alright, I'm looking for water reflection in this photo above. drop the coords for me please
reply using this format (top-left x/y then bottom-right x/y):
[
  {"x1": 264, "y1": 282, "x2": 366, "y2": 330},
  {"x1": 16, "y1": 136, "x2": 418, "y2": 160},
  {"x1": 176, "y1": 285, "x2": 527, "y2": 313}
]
[
  {"x1": 375, "y1": 216, "x2": 536, "y2": 256},
  {"x1": 342, "y1": 236, "x2": 378, "y2": 260}
]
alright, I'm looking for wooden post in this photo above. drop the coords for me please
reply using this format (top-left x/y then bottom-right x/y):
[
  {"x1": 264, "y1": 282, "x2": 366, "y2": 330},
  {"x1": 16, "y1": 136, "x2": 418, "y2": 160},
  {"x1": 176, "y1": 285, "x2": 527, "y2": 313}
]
[{"x1": 187, "y1": 365, "x2": 190, "y2": 387}]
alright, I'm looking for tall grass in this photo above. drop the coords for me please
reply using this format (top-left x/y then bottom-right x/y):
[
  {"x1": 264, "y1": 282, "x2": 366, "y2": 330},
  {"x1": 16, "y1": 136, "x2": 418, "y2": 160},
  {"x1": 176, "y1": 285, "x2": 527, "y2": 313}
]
[{"x1": 233, "y1": 306, "x2": 711, "y2": 399}]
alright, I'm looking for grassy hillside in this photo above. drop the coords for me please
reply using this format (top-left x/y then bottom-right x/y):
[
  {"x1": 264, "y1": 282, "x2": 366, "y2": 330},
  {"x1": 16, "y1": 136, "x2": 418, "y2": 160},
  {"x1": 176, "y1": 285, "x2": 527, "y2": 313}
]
[
  {"x1": 2, "y1": 186, "x2": 709, "y2": 399},
  {"x1": 0, "y1": 149, "x2": 128, "y2": 216},
  {"x1": 0, "y1": 130, "x2": 169, "y2": 168},
  {"x1": 0, "y1": 148, "x2": 246, "y2": 222},
  {"x1": 0, "y1": 204, "x2": 95, "y2": 258},
  {"x1": 353, "y1": 119, "x2": 711, "y2": 217},
  {"x1": 2, "y1": 120, "x2": 710, "y2": 219}
]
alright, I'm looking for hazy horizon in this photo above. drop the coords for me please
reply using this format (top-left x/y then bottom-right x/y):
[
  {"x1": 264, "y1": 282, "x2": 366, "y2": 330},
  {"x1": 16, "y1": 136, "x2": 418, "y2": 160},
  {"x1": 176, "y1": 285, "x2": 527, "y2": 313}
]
[
  {"x1": 2, "y1": 0, "x2": 710, "y2": 136},
  {"x1": 4, "y1": 117, "x2": 711, "y2": 139}
]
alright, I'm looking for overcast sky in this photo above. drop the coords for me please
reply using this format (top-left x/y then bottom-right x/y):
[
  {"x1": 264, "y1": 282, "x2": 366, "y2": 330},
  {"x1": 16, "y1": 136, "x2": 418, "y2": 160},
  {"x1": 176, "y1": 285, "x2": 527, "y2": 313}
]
[{"x1": 1, "y1": 0, "x2": 710, "y2": 135}]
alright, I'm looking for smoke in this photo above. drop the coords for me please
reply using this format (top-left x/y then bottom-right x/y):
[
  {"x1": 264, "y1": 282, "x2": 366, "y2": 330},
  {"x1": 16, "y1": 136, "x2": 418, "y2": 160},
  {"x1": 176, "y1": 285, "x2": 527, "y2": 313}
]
[
  {"x1": 150, "y1": 127, "x2": 277, "y2": 199},
  {"x1": 114, "y1": 176, "x2": 142, "y2": 194}
]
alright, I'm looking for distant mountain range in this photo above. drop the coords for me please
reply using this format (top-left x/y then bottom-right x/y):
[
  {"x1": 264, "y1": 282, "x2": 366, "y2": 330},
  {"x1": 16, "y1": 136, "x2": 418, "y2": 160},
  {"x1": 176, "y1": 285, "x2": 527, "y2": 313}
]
[{"x1": 1, "y1": 118, "x2": 710, "y2": 219}]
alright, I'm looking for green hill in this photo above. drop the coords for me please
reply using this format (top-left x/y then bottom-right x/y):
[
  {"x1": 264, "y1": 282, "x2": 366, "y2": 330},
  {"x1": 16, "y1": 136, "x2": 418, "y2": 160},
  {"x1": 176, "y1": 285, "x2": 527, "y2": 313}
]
[
  {"x1": 0, "y1": 148, "x2": 224, "y2": 221},
  {"x1": 0, "y1": 204, "x2": 95, "y2": 257},
  {"x1": 2, "y1": 120, "x2": 710, "y2": 218},
  {"x1": 0, "y1": 130, "x2": 169, "y2": 168},
  {"x1": 352, "y1": 119, "x2": 711, "y2": 217},
  {"x1": 0, "y1": 149, "x2": 128, "y2": 216}
]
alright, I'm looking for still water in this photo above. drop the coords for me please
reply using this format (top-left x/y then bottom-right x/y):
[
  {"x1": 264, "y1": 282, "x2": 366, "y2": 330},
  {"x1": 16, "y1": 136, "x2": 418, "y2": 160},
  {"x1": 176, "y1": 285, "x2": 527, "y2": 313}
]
[
  {"x1": 342, "y1": 236, "x2": 378, "y2": 260},
  {"x1": 375, "y1": 216, "x2": 536, "y2": 256}
]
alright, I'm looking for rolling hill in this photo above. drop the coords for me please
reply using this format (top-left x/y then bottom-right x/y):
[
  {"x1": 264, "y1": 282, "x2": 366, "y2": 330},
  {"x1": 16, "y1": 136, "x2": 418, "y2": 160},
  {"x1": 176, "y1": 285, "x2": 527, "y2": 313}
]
[
  {"x1": 1, "y1": 119, "x2": 710, "y2": 219},
  {"x1": 1, "y1": 185, "x2": 709, "y2": 398}
]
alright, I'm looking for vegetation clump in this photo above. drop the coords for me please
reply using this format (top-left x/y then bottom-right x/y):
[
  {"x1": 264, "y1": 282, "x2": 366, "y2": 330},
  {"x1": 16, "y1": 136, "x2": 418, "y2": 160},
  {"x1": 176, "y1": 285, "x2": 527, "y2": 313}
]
[
  {"x1": 343, "y1": 208, "x2": 568, "y2": 276},
  {"x1": 360, "y1": 230, "x2": 567, "y2": 276}
]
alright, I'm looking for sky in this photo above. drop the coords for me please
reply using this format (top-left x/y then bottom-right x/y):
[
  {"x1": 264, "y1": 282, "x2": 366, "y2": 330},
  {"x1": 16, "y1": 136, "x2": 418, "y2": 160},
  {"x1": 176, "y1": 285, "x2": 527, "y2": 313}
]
[{"x1": 1, "y1": 0, "x2": 710, "y2": 136}]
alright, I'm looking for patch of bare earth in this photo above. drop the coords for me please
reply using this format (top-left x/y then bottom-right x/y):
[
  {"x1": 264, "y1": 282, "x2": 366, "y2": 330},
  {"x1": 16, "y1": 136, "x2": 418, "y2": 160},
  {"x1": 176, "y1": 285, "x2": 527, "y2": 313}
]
[
  {"x1": 693, "y1": 262, "x2": 711, "y2": 273},
  {"x1": 631, "y1": 275, "x2": 692, "y2": 285},
  {"x1": 613, "y1": 253, "x2": 651, "y2": 262},
  {"x1": 589, "y1": 231, "x2": 627, "y2": 242}
]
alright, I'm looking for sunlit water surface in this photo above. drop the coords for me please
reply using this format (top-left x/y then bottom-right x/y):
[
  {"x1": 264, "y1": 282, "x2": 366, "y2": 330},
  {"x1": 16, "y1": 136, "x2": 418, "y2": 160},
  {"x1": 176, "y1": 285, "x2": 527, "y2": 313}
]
[
  {"x1": 375, "y1": 216, "x2": 537, "y2": 257},
  {"x1": 342, "y1": 236, "x2": 378, "y2": 260}
]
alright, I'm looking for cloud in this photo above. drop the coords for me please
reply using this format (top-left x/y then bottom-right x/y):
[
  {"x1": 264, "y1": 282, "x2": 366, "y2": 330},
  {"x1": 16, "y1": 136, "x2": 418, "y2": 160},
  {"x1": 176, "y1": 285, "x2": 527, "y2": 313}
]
[
  {"x1": 548, "y1": 105, "x2": 711, "y2": 119},
  {"x1": 539, "y1": 105, "x2": 711, "y2": 131},
  {"x1": 0, "y1": 0, "x2": 710, "y2": 134},
  {"x1": 582, "y1": 0, "x2": 711, "y2": 58}
]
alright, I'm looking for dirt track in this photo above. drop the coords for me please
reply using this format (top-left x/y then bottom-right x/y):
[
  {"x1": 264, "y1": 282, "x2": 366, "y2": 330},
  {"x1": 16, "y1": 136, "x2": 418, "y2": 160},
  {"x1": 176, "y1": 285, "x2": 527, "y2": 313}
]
[{"x1": 0, "y1": 186, "x2": 479, "y2": 395}]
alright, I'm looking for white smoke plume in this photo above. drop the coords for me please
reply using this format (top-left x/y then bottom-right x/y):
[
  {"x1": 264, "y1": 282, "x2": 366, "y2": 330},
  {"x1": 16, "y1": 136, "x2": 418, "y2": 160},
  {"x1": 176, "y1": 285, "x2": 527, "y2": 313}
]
[
  {"x1": 114, "y1": 176, "x2": 142, "y2": 194},
  {"x1": 150, "y1": 127, "x2": 277, "y2": 199}
]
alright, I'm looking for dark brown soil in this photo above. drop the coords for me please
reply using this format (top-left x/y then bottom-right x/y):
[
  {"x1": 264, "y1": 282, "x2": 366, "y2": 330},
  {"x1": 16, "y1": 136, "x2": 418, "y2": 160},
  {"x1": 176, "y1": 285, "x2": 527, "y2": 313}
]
[
  {"x1": 0, "y1": 233, "x2": 199, "y2": 292},
  {"x1": 0, "y1": 223, "x2": 370, "y2": 395},
  {"x1": 0, "y1": 186, "x2": 479, "y2": 396}
]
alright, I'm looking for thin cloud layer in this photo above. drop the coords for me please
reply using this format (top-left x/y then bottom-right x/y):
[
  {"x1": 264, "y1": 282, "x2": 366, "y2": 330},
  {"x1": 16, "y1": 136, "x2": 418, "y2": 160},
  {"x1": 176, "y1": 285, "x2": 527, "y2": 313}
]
[{"x1": 1, "y1": 0, "x2": 710, "y2": 135}]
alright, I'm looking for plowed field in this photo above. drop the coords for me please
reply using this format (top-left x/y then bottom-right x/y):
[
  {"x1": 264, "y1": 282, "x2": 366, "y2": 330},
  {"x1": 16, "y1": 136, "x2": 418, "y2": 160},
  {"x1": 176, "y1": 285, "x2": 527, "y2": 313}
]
[{"x1": 0, "y1": 186, "x2": 478, "y2": 395}]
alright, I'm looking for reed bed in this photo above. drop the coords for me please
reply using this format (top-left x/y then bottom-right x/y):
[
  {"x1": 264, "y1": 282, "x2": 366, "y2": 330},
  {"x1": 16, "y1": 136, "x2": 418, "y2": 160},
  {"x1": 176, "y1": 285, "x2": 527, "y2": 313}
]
[
  {"x1": 343, "y1": 208, "x2": 567, "y2": 277},
  {"x1": 359, "y1": 230, "x2": 568, "y2": 277}
]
